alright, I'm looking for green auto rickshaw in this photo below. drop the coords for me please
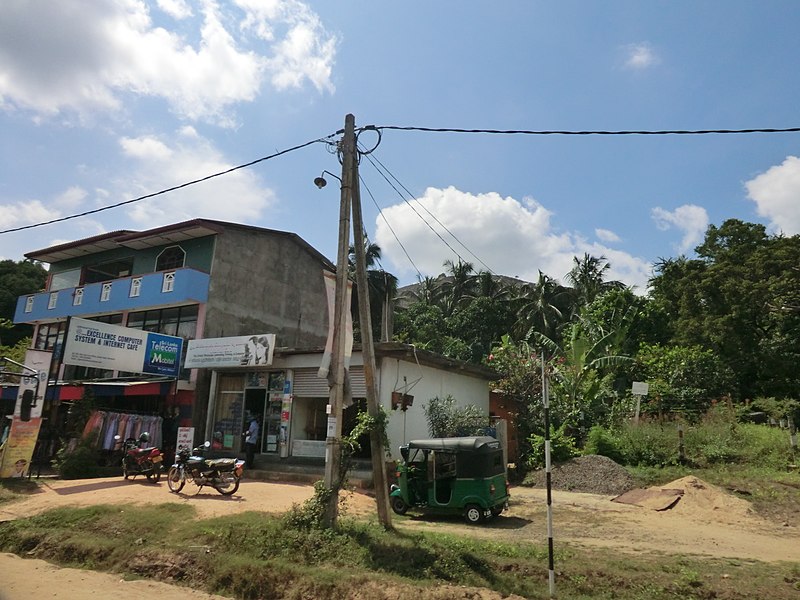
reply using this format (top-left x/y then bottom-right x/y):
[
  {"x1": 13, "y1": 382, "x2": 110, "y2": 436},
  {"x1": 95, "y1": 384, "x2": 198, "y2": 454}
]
[{"x1": 389, "y1": 436, "x2": 510, "y2": 524}]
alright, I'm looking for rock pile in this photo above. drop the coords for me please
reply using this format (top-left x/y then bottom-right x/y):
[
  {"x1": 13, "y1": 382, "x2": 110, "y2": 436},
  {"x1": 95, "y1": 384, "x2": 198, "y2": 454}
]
[{"x1": 524, "y1": 454, "x2": 636, "y2": 495}]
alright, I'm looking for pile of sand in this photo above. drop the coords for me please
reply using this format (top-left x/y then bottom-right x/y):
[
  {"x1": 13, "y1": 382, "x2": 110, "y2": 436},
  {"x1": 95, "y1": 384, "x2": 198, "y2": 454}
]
[{"x1": 654, "y1": 476, "x2": 756, "y2": 524}]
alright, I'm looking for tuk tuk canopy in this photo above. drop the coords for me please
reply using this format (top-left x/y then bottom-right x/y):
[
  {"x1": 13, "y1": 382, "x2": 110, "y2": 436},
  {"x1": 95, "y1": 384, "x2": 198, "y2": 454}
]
[
  {"x1": 407, "y1": 437, "x2": 501, "y2": 453},
  {"x1": 404, "y1": 437, "x2": 505, "y2": 478}
]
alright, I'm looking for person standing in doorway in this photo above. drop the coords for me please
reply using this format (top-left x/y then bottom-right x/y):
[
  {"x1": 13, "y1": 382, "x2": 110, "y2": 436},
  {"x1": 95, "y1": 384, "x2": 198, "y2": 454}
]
[{"x1": 243, "y1": 412, "x2": 259, "y2": 469}]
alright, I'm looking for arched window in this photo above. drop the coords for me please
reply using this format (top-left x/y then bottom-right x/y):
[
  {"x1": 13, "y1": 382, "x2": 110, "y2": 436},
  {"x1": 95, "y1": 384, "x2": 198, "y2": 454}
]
[{"x1": 156, "y1": 245, "x2": 185, "y2": 271}]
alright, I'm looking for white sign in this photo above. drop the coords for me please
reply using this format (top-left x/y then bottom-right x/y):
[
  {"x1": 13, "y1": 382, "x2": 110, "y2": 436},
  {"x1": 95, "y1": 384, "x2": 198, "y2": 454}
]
[
  {"x1": 185, "y1": 334, "x2": 276, "y2": 369},
  {"x1": 62, "y1": 318, "x2": 183, "y2": 377},
  {"x1": 631, "y1": 381, "x2": 650, "y2": 396},
  {"x1": 176, "y1": 427, "x2": 195, "y2": 452}
]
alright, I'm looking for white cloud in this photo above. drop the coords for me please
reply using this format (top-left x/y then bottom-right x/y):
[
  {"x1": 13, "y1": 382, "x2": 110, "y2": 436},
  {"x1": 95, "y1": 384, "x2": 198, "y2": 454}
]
[
  {"x1": 623, "y1": 43, "x2": 659, "y2": 70},
  {"x1": 117, "y1": 128, "x2": 276, "y2": 225},
  {"x1": 745, "y1": 156, "x2": 800, "y2": 235},
  {"x1": 0, "y1": 0, "x2": 336, "y2": 123},
  {"x1": 375, "y1": 186, "x2": 652, "y2": 291},
  {"x1": 651, "y1": 204, "x2": 709, "y2": 253},
  {"x1": 595, "y1": 228, "x2": 621, "y2": 243},
  {"x1": 54, "y1": 186, "x2": 88, "y2": 210},
  {"x1": 156, "y1": 0, "x2": 193, "y2": 19},
  {"x1": 0, "y1": 199, "x2": 62, "y2": 230}
]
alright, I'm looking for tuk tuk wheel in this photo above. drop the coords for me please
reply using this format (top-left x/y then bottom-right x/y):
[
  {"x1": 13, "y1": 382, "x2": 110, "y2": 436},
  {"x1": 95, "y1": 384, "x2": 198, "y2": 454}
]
[
  {"x1": 464, "y1": 504, "x2": 484, "y2": 524},
  {"x1": 490, "y1": 505, "x2": 504, "y2": 517},
  {"x1": 390, "y1": 496, "x2": 409, "y2": 515}
]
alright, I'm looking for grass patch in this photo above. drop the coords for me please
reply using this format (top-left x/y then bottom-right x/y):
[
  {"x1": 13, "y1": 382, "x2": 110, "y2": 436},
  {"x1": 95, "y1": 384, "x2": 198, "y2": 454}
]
[
  {"x1": 0, "y1": 478, "x2": 41, "y2": 505},
  {"x1": 1, "y1": 503, "x2": 799, "y2": 599}
]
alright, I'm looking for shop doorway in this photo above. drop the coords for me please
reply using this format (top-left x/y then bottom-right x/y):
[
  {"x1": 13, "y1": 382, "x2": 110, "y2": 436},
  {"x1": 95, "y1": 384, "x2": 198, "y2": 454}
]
[{"x1": 244, "y1": 387, "x2": 282, "y2": 454}]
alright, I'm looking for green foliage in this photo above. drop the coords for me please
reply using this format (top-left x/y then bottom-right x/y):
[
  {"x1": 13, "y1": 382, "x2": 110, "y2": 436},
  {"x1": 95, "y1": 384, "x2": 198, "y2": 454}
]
[
  {"x1": 0, "y1": 259, "x2": 47, "y2": 346},
  {"x1": 422, "y1": 395, "x2": 487, "y2": 438},
  {"x1": 586, "y1": 418, "x2": 795, "y2": 469},
  {"x1": 0, "y1": 337, "x2": 31, "y2": 367},
  {"x1": 526, "y1": 423, "x2": 580, "y2": 469},
  {"x1": 55, "y1": 435, "x2": 104, "y2": 480},
  {"x1": 584, "y1": 425, "x2": 625, "y2": 463},
  {"x1": 633, "y1": 343, "x2": 735, "y2": 418}
]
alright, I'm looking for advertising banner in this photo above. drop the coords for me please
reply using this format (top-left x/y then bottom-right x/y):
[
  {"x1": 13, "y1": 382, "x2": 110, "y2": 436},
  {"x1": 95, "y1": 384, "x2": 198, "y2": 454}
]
[
  {"x1": 62, "y1": 318, "x2": 183, "y2": 377},
  {"x1": 185, "y1": 334, "x2": 275, "y2": 369},
  {"x1": 318, "y1": 270, "x2": 353, "y2": 379},
  {"x1": 176, "y1": 426, "x2": 195, "y2": 452},
  {"x1": 0, "y1": 349, "x2": 52, "y2": 478}
]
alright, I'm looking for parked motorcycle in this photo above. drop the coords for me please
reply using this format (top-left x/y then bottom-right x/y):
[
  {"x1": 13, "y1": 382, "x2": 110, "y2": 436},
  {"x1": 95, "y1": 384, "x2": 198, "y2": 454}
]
[
  {"x1": 115, "y1": 433, "x2": 164, "y2": 482},
  {"x1": 166, "y1": 441, "x2": 244, "y2": 496}
]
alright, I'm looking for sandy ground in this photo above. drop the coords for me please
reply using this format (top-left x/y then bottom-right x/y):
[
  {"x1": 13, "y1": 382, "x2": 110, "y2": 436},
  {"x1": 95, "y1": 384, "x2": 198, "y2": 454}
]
[{"x1": 0, "y1": 475, "x2": 797, "y2": 599}]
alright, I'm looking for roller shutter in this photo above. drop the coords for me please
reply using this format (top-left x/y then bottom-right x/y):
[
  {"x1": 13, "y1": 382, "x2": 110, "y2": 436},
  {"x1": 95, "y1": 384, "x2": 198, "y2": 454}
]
[{"x1": 291, "y1": 367, "x2": 366, "y2": 398}]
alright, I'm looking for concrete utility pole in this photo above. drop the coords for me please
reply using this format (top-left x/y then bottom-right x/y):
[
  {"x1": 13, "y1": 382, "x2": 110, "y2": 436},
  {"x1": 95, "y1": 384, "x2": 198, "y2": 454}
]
[
  {"x1": 322, "y1": 114, "x2": 355, "y2": 527},
  {"x1": 350, "y1": 144, "x2": 393, "y2": 529},
  {"x1": 322, "y1": 113, "x2": 393, "y2": 529}
]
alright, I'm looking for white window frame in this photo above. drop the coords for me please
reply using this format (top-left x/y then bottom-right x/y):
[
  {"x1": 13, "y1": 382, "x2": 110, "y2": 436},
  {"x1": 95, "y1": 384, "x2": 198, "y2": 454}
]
[
  {"x1": 73, "y1": 288, "x2": 84, "y2": 306},
  {"x1": 24, "y1": 296, "x2": 34, "y2": 313},
  {"x1": 162, "y1": 272, "x2": 175, "y2": 293},
  {"x1": 155, "y1": 245, "x2": 186, "y2": 271},
  {"x1": 100, "y1": 283, "x2": 112, "y2": 302},
  {"x1": 48, "y1": 292, "x2": 58, "y2": 310},
  {"x1": 129, "y1": 277, "x2": 142, "y2": 298}
]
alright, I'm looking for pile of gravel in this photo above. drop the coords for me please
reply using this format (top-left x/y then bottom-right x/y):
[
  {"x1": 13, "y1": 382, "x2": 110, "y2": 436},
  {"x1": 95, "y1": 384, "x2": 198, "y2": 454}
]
[{"x1": 524, "y1": 454, "x2": 636, "y2": 496}]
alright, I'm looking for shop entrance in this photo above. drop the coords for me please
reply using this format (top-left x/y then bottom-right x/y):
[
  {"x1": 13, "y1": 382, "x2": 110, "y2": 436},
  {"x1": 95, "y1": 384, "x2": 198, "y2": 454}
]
[{"x1": 243, "y1": 380, "x2": 283, "y2": 454}]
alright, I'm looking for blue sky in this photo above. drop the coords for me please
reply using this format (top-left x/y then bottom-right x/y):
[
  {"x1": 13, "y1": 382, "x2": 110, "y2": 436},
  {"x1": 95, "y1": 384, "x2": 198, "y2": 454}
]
[{"x1": 2, "y1": 1, "x2": 800, "y2": 291}]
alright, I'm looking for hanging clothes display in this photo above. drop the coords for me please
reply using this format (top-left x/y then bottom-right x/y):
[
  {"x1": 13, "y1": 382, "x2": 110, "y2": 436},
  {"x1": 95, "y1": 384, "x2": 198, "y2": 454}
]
[{"x1": 81, "y1": 411, "x2": 163, "y2": 450}]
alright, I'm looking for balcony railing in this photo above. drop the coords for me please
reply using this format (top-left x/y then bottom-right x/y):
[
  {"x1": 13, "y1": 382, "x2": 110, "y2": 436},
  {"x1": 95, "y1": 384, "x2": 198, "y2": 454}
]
[{"x1": 15, "y1": 268, "x2": 209, "y2": 323}]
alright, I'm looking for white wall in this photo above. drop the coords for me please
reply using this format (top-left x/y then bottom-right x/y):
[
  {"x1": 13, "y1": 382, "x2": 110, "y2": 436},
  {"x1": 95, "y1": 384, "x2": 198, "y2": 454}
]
[{"x1": 378, "y1": 357, "x2": 491, "y2": 460}]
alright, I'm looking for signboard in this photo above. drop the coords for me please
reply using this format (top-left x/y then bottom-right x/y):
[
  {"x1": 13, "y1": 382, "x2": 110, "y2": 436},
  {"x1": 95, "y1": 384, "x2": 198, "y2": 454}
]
[
  {"x1": 176, "y1": 426, "x2": 195, "y2": 452},
  {"x1": 185, "y1": 334, "x2": 275, "y2": 369},
  {"x1": 0, "y1": 349, "x2": 52, "y2": 478},
  {"x1": 631, "y1": 381, "x2": 650, "y2": 396},
  {"x1": 62, "y1": 318, "x2": 183, "y2": 377}
]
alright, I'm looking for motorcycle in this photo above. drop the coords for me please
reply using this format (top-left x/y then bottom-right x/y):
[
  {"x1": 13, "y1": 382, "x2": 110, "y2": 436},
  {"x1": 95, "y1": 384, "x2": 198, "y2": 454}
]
[
  {"x1": 115, "y1": 432, "x2": 164, "y2": 482},
  {"x1": 166, "y1": 441, "x2": 244, "y2": 496}
]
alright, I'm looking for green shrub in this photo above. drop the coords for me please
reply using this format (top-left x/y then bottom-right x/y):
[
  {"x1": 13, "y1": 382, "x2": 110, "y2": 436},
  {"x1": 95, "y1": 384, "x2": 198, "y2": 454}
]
[
  {"x1": 526, "y1": 423, "x2": 579, "y2": 469},
  {"x1": 56, "y1": 434, "x2": 104, "y2": 480},
  {"x1": 584, "y1": 425, "x2": 625, "y2": 463}
]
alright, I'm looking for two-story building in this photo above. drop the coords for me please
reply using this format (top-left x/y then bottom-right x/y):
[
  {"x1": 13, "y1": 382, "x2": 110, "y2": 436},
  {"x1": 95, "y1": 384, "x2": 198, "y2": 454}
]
[{"x1": 11, "y1": 218, "x2": 499, "y2": 468}]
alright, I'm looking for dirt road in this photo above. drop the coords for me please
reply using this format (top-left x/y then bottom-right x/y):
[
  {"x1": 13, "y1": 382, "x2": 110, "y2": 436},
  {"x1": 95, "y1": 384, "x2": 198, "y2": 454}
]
[{"x1": 0, "y1": 475, "x2": 797, "y2": 599}]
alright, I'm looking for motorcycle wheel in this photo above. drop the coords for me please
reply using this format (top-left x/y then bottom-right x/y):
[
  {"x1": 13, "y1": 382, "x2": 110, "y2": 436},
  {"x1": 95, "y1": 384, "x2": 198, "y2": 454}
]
[
  {"x1": 167, "y1": 466, "x2": 185, "y2": 493},
  {"x1": 146, "y1": 468, "x2": 161, "y2": 483},
  {"x1": 390, "y1": 496, "x2": 408, "y2": 515},
  {"x1": 214, "y1": 473, "x2": 240, "y2": 496}
]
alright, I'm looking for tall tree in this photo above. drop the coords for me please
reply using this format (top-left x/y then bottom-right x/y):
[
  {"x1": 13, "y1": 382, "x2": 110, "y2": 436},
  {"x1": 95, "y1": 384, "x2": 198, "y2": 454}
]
[{"x1": 0, "y1": 259, "x2": 48, "y2": 346}]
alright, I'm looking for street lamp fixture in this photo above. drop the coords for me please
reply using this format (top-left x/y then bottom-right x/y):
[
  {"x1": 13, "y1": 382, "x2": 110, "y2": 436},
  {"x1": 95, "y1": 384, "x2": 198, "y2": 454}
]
[{"x1": 313, "y1": 170, "x2": 342, "y2": 189}]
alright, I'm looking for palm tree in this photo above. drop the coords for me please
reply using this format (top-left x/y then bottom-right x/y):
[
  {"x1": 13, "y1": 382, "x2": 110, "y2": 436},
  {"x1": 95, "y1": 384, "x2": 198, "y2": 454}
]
[
  {"x1": 440, "y1": 259, "x2": 476, "y2": 316},
  {"x1": 513, "y1": 271, "x2": 569, "y2": 342},
  {"x1": 348, "y1": 240, "x2": 398, "y2": 341},
  {"x1": 566, "y1": 253, "x2": 625, "y2": 314}
]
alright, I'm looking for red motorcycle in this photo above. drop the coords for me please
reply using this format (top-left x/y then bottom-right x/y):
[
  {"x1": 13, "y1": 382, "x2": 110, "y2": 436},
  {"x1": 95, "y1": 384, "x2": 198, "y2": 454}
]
[{"x1": 115, "y1": 433, "x2": 163, "y2": 482}]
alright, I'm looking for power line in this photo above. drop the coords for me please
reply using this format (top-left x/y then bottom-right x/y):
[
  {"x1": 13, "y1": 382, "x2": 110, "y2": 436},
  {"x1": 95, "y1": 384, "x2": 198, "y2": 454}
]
[
  {"x1": 0, "y1": 134, "x2": 337, "y2": 236},
  {"x1": 365, "y1": 150, "x2": 497, "y2": 276},
  {"x1": 357, "y1": 172, "x2": 422, "y2": 281},
  {"x1": 360, "y1": 151, "x2": 477, "y2": 272},
  {"x1": 371, "y1": 125, "x2": 800, "y2": 136}
]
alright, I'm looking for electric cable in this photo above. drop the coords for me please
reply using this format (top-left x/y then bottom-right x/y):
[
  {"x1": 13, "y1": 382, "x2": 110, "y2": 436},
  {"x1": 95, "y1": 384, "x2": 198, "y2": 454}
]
[
  {"x1": 364, "y1": 150, "x2": 497, "y2": 276},
  {"x1": 0, "y1": 134, "x2": 337, "y2": 235},
  {"x1": 369, "y1": 125, "x2": 800, "y2": 136},
  {"x1": 359, "y1": 150, "x2": 474, "y2": 272},
  {"x1": 357, "y1": 172, "x2": 422, "y2": 281}
]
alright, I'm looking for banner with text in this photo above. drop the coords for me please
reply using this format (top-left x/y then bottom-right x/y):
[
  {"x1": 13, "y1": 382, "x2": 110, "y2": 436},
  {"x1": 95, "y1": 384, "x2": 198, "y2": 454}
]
[
  {"x1": 0, "y1": 348, "x2": 52, "y2": 478},
  {"x1": 185, "y1": 334, "x2": 276, "y2": 369},
  {"x1": 62, "y1": 318, "x2": 183, "y2": 377}
]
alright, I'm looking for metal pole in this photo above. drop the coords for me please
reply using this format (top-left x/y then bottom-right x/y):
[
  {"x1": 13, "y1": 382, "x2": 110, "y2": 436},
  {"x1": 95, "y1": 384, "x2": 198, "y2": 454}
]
[
  {"x1": 322, "y1": 114, "x2": 355, "y2": 527},
  {"x1": 350, "y1": 142, "x2": 392, "y2": 528},
  {"x1": 542, "y1": 354, "x2": 555, "y2": 597}
]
